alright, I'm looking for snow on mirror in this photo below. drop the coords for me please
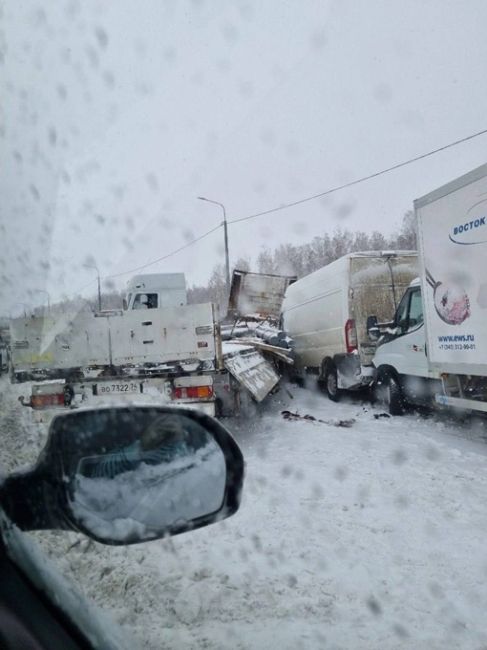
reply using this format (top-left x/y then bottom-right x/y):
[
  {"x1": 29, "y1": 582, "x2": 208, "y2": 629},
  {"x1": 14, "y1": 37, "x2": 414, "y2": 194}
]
[{"x1": 59, "y1": 409, "x2": 227, "y2": 543}]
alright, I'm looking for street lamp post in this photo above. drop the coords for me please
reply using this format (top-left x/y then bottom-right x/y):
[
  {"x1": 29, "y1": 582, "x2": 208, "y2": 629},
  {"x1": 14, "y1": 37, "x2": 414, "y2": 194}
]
[
  {"x1": 84, "y1": 263, "x2": 102, "y2": 311},
  {"x1": 197, "y1": 196, "x2": 231, "y2": 293}
]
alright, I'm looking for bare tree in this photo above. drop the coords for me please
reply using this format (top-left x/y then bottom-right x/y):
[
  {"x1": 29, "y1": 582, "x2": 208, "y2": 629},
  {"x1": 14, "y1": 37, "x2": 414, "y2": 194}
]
[
  {"x1": 233, "y1": 256, "x2": 251, "y2": 272},
  {"x1": 257, "y1": 248, "x2": 277, "y2": 274},
  {"x1": 394, "y1": 210, "x2": 417, "y2": 249}
]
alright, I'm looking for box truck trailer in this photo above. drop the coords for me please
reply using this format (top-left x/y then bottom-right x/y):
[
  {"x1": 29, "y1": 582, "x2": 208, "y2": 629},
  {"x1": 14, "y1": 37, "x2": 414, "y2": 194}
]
[{"x1": 371, "y1": 163, "x2": 487, "y2": 415}]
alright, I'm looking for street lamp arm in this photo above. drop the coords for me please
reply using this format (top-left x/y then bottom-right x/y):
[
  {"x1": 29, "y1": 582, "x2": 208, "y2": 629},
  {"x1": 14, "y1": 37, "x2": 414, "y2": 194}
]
[{"x1": 197, "y1": 196, "x2": 226, "y2": 221}]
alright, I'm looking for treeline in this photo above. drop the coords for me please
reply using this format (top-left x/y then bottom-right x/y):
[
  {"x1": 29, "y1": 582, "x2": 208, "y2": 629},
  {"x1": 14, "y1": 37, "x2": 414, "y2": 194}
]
[{"x1": 187, "y1": 211, "x2": 417, "y2": 313}]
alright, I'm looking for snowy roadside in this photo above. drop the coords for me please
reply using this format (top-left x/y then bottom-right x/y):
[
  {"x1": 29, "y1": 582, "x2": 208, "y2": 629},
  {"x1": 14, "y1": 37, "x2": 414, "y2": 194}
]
[{"x1": 2, "y1": 376, "x2": 487, "y2": 649}]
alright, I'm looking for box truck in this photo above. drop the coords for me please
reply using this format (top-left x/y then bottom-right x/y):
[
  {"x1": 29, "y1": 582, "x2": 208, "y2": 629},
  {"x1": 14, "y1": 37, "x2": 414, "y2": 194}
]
[
  {"x1": 280, "y1": 251, "x2": 418, "y2": 399},
  {"x1": 371, "y1": 163, "x2": 487, "y2": 414}
]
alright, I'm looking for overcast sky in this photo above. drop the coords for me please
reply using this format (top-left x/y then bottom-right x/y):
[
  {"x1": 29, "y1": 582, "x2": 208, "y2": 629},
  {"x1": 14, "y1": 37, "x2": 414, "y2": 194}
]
[{"x1": 2, "y1": 0, "x2": 487, "y2": 314}]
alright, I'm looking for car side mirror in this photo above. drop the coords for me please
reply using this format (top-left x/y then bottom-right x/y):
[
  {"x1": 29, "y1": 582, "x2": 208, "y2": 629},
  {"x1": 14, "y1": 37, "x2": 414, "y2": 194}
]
[
  {"x1": 366, "y1": 315, "x2": 380, "y2": 341},
  {"x1": 0, "y1": 406, "x2": 244, "y2": 545}
]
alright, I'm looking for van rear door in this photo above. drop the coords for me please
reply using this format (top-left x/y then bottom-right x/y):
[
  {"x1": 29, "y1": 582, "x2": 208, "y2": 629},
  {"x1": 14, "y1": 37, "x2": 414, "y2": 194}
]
[{"x1": 349, "y1": 254, "x2": 418, "y2": 364}]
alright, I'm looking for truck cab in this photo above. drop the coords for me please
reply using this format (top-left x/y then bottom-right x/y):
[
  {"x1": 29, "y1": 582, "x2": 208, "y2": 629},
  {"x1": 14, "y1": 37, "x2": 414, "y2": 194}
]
[
  {"x1": 370, "y1": 279, "x2": 447, "y2": 412},
  {"x1": 372, "y1": 279, "x2": 430, "y2": 377},
  {"x1": 123, "y1": 273, "x2": 187, "y2": 311}
]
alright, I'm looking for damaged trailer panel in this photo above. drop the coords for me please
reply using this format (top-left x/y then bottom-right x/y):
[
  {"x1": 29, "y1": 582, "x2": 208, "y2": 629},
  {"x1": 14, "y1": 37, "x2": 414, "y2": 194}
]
[
  {"x1": 222, "y1": 269, "x2": 297, "y2": 402},
  {"x1": 227, "y1": 269, "x2": 296, "y2": 320},
  {"x1": 222, "y1": 344, "x2": 280, "y2": 402}
]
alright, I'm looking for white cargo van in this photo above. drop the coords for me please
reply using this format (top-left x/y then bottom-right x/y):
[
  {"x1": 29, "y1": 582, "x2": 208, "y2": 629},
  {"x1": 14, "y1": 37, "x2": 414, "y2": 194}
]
[
  {"x1": 371, "y1": 163, "x2": 487, "y2": 415},
  {"x1": 280, "y1": 251, "x2": 418, "y2": 399}
]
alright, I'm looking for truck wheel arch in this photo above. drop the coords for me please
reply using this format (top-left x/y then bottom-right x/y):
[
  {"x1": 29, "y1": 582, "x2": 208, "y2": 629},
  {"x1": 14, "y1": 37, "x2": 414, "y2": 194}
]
[
  {"x1": 375, "y1": 364, "x2": 403, "y2": 392},
  {"x1": 375, "y1": 365, "x2": 399, "y2": 383}
]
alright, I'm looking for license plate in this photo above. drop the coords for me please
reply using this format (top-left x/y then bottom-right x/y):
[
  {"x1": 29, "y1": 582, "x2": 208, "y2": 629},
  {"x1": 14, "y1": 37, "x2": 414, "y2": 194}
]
[{"x1": 96, "y1": 382, "x2": 140, "y2": 395}]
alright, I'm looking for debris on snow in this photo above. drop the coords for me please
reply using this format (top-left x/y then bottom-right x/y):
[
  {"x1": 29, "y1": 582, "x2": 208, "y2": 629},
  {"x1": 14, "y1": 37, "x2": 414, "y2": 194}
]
[{"x1": 281, "y1": 410, "x2": 356, "y2": 428}]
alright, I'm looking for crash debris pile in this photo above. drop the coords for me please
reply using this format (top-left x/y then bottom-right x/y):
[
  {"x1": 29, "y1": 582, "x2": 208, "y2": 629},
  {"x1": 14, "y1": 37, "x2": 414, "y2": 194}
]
[{"x1": 219, "y1": 270, "x2": 296, "y2": 402}]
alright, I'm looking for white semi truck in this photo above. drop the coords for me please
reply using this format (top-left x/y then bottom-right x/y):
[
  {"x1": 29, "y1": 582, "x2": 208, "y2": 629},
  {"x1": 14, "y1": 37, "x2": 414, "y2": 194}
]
[
  {"x1": 371, "y1": 163, "x2": 487, "y2": 415},
  {"x1": 9, "y1": 273, "x2": 282, "y2": 418}
]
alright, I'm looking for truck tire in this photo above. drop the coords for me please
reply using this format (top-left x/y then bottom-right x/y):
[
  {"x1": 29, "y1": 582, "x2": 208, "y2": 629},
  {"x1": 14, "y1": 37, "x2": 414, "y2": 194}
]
[
  {"x1": 382, "y1": 374, "x2": 406, "y2": 416},
  {"x1": 323, "y1": 363, "x2": 341, "y2": 402}
]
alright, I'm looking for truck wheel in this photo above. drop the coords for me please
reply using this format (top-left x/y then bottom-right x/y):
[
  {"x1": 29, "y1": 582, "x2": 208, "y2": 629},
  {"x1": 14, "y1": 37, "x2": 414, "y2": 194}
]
[
  {"x1": 323, "y1": 363, "x2": 341, "y2": 402},
  {"x1": 383, "y1": 374, "x2": 405, "y2": 416}
]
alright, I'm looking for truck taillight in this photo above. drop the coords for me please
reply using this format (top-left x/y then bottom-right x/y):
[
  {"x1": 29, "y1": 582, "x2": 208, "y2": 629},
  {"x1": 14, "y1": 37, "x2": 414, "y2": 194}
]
[
  {"x1": 345, "y1": 319, "x2": 358, "y2": 353},
  {"x1": 31, "y1": 393, "x2": 65, "y2": 409},
  {"x1": 173, "y1": 385, "x2": 214, "y2": 399},
  {"x1": 29, "y1": 382, "x2": 74, "y2": 409}
]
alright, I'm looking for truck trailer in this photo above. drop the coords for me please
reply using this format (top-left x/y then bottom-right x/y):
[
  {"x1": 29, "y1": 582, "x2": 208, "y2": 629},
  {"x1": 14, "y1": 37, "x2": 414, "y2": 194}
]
[
  {"x1": 371, "y1": 163, "x2": 487, "y2": 415},
  {"x1": 9, "y1": 273, "x2": 282, "y2": 419}
]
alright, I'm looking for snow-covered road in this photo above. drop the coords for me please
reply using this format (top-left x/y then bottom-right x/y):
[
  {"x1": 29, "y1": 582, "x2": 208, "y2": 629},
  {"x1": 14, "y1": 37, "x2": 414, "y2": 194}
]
[{"x1": 2, "y1": 378, "x2": 487, "y2": 649}]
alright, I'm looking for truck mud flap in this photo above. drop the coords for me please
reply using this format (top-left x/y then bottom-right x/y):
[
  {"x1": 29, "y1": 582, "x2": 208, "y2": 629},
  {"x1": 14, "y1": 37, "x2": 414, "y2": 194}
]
[{"x1": 223, "y1": 349, "x2": 280, "y2": 402}]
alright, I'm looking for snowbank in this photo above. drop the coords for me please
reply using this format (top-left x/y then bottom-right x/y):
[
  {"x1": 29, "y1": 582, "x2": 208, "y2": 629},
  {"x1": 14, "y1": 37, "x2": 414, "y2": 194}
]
[{"x1": 2, "y1": 377, "x2": 487, "y2": 649}]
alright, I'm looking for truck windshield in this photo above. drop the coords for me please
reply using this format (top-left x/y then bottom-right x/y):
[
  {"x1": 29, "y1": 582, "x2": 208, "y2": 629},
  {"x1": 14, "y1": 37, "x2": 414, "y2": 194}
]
[{"x1": 133, "y1": 294, "x2": 158, "y2": 309}]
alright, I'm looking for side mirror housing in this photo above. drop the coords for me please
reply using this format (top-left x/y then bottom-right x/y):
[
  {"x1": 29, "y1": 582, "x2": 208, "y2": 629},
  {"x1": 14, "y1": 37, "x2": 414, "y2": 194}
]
[{"x1": 0, "y1": 406, "x2": 244, "y2": 545}]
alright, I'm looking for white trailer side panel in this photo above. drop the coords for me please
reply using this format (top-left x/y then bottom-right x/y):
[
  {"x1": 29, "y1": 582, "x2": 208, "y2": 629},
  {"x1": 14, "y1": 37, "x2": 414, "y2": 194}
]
[
  {"x1": 10, "y1": 303, "x2": 217, "y2": 373},
  {"x1": 109, "y1": 304, "x2": 216, "y2": 365},
  {"x1": 11, "y1": 312, "x2": 110, "y2": 371},
  {"x1": 415, "y1": 163, "x2": 487, "y2": 375}
]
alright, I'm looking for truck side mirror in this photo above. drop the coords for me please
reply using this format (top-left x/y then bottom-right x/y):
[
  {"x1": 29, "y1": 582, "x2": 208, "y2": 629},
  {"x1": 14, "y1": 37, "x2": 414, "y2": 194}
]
[{"x1": 366, "y1": 315, "x2": 380, "y2": 341}]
